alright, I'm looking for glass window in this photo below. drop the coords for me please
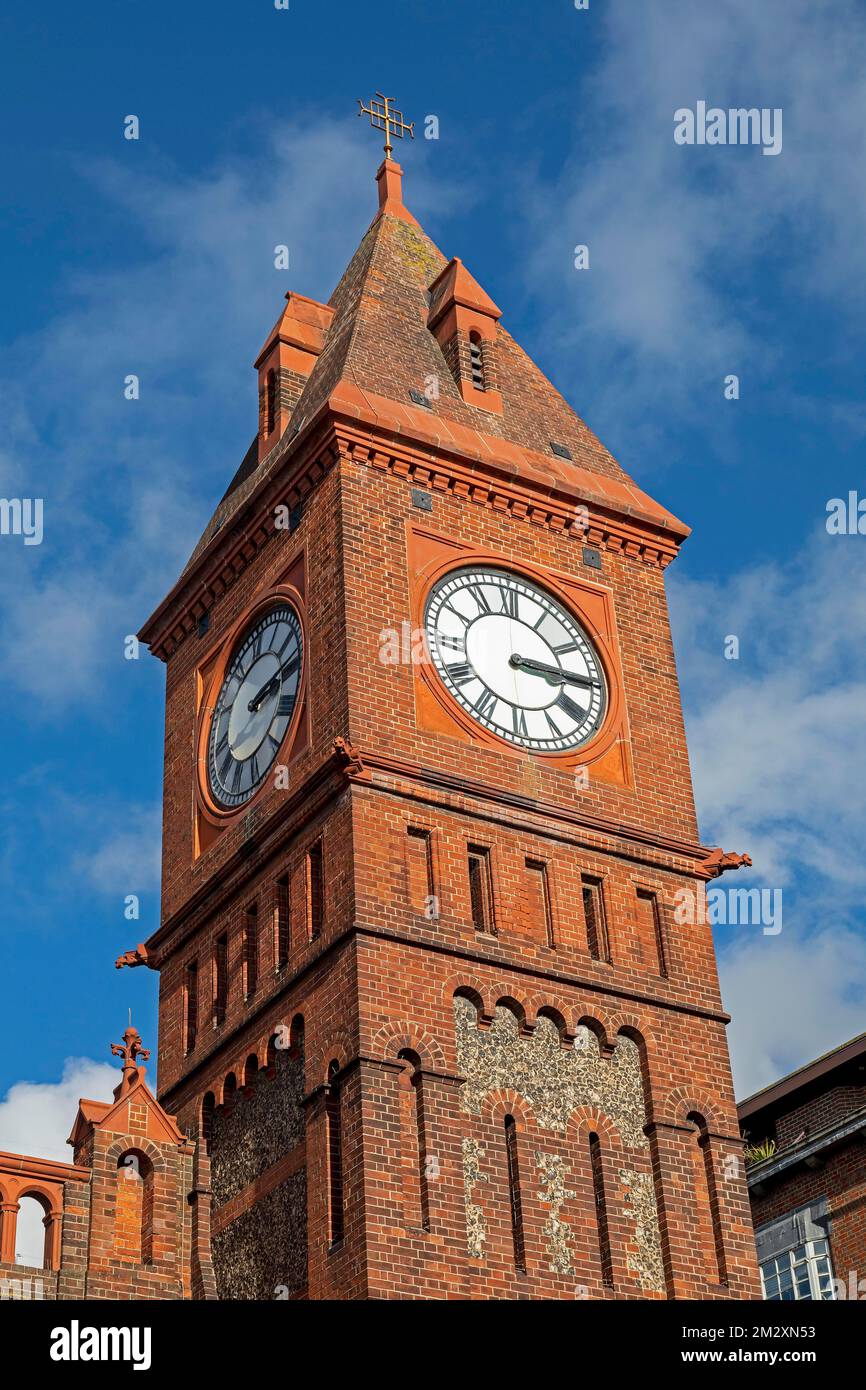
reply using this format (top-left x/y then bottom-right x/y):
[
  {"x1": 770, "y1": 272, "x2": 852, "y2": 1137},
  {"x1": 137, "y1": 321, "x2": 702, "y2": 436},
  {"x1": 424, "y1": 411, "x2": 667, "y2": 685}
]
[{"x1": 760, "y1": 1237, "x2": 835, "y2": 1301}]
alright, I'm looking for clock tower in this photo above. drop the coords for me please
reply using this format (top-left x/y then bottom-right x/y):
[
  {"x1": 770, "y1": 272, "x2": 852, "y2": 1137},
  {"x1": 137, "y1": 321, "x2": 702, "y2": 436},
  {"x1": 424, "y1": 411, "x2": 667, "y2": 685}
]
[{"x1": 137, "y1": 153, "x2": 760, "y2": 1300}]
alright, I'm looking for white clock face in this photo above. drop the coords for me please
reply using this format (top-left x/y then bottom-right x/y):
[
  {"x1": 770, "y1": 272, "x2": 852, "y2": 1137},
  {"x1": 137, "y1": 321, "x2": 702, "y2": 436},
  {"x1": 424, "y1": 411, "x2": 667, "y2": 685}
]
[
  {"x1": 207, "y1": 603, "x2": 303, "y2": 809},
  {"x1": 425, "y1": 567, "x2": 606, "y2": 753}
]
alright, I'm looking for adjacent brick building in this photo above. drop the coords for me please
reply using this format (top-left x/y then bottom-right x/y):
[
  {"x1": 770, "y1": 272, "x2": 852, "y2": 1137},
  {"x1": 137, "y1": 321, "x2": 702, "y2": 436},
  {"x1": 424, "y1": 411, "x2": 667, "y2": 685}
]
[
  {"x1": 0, "y1": 154, "x2": 761, "y2": 1300},
  {"x1": 739, "y1": 1032, "x2": 866, "y2": 1301}
]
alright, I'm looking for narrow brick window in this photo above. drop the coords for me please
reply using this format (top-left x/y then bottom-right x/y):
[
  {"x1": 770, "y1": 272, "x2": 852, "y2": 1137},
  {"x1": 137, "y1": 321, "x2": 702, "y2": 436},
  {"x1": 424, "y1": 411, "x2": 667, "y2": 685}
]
[
  {"x1": 266, "y1": 368, "x2": 277, "y2": 434},
  {"x1": 525, "y1": 857, "x2": 555, "y2": 947},
  {"x1": 467, "y1": 845, "x2": 495, "y2": 934},
  {"x1": 201, "y1": 1093, "x2": 215, "y2": 1153},
  {"x1": 183, "y1": 961, "x2": 198, "y2": 1055},
  {"x1": 689, "y1": 1112, "x2": 728, "y2": 1286},
  {"x1": 274, "y1": 874, "x2": 290, "y2": 969},
  {"x1": 407, "y1": 826, "x2": 435, "y2": 917},
  {"x1": 243, "y1": 904, "x2": 258, "y2": 999},
  {"x1": 504, "y1": 1116, "x2": 526, "y2": 1273},
  {"x1": 213, "y1": 934, "x2": 228, "y2": 1027},
  {"x1": 306, "y1": 840, "x2": 324, "y2": 939},
  {"x1": 326, "y1": 1060, "x2": 344, "y2": 1247},
  {"x1": 582, "y1": 875, "x2": 610, "y2": 962},
  {"x1": 590, "y1": 1132, "x2": 613, "y2": 1288},
  {"x1": 635, "y1": 888, "x2": 668, "y2": 977},
  {"x1": 114, "y1": 1150, "x2": 154, "y2": 1266},
  {"x1": 469, "y1": 332, "x2": 485, "y2": 389},
  {"x1": 398, "y1": 1050, "x2": 430, "y2": 1231}
]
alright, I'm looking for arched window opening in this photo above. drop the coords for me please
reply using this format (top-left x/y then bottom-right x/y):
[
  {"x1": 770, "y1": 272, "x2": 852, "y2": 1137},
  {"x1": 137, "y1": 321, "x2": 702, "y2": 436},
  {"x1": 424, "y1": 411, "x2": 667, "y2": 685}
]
[
  {"x1": 289, "y1": 1014, "x2": 305, "y2": 1061},
  {"x1": 504, "y1": 1115, "x2": 526, "y2": 1273},
  {"x1": 326, "y1": 1060, "x2": 344, "y2": 1247},
  {"x1": 266, "y1": 369, "x2": 277, "y2": 435},
  {"x1": 115, "y1": 1150, "x2": 154, "y2": 1265},
  {"x1": 469, "y1": 332, "x2": 485, "y2": 390},
  {"x1": 688, "y1": 1112, "x2": 727, "y2": 1286},
  {"x1": 243, "y1": 903, "x2": 258, "y2": 999},
  {"x1": 243, "y1": 1054, "x2": 259, "y2": 1091},
  {"x1": 14, "y1": 1194, "x2": 50, "y2": 1270},
  {"x1": 581, "y1": 874, "x2": 610, "y2": 962},
  {"x1": 183, "y1": 959, "x2": 198, "y2": 1055},
  {"x1": 589, "y1": 1132, "x2": 613, "y2": 1288},
  {"x1": 201, "y1": 1092, "x2": 216, "y2": 1151},
  {"x1": 397, "y1": 1050, "x2": 430, "y2": 1231},
  {"x1": 222, "y1": 1073, "x2": 238, "y2": 1110},
  {"x1": 274, "y1": 873, "x2": 290, "y2": 969}
]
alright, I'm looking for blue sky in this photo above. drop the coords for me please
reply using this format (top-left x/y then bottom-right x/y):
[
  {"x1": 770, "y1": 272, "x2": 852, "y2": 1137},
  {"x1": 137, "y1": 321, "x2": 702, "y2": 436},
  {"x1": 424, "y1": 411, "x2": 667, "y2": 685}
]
[{"x1": 1, "y1": 0, "x2": 865, "y2": 1160}]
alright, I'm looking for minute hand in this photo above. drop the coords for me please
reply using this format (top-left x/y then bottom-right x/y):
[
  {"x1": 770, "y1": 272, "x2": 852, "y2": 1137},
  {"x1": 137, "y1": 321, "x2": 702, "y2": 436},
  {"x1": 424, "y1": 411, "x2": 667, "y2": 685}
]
[
  {"x1": 509, "y1": 653, "x2": 598, "y2": 689},
  {"x1": 247, "y1": 653, "x2": 299, "y2": 712}
]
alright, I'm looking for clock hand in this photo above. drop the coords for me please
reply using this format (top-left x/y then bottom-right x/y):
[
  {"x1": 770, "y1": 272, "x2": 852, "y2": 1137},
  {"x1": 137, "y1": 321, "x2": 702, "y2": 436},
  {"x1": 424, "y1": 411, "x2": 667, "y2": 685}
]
[
  {"x1": 509, "y1": 653, "x2": 599, "y2": 689},
  {"x1": 247, "y1": 654, "x2": 298, "y2": 712}
]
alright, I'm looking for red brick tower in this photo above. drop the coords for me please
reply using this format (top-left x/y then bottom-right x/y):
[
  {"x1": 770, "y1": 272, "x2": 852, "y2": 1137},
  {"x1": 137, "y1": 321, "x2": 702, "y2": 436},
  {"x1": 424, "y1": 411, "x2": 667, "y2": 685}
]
[{"x1": 136, "y1": 155, "x2": 760, "y2": 1300}]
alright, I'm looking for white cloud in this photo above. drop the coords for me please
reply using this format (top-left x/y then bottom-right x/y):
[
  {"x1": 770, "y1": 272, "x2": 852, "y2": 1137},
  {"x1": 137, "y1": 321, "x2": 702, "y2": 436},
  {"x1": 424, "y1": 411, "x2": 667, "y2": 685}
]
[
  {"x1": 0, "y1": 116, "x2": 457, "y2": 715},
  {"x1": 0, "y1": 1057, "x2": 117, "y2": 1164},
  {"x1": 73, "y1": 804, "x2": 162, "y2": 894},
  {"x1": 518, "y1": 0, "x2": 866, "y2": 444},
  {"x1": 721, "y1": 925, "x2": 866, "y2": 1099},
  {"x1": 670, "y1": 535, "x2": 866, "y2": 892},
  {"x1": 669, "y1": 534, "x2": 866, "y2": 1094}
]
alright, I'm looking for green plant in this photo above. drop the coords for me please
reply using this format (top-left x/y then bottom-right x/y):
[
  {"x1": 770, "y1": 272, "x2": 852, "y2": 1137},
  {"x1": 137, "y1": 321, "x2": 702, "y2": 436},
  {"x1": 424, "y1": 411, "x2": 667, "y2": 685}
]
[{"x1": 744, "y1": 1137, "x2": 777, "y2": 1166}]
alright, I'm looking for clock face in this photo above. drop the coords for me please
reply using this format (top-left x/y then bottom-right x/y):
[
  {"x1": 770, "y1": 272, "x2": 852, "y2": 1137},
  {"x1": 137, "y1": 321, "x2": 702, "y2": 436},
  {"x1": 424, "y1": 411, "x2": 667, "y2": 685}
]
[
  {"x1": 207, "y1": 603, "x2": 303, "y2": 810},
  {"x1": 425, "y1": 567, "x2": 606, "y2": 753}
]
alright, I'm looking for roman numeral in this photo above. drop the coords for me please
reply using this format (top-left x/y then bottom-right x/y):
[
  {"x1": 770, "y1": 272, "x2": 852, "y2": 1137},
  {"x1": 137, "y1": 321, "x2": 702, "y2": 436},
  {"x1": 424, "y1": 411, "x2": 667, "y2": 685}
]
[
  {"x1": 474, "y1": 688, "x2": 496, "y2": 719},
  {"x1": 218, "y1": 751, "x2": 233, "y2": 782},
  {"x1": 469, "y1": 584, "x2": 491, "y2": 614},
  {"x1": 277, "y1": 695, "x2": 295, "y2": 716},
  {"x1": 501, "y1": 587, "x2": 519, "y2": 618},
  {"x1": 231, "y1": 761, "x2": 244, "y2": 792},
  {"x1": 557, "y1": 691, "x2": 586, "y2": 723},
  {"x1": 512, "y1": 707, "x2": 528, "y2": 737},
  {"x1": 448, "y1": 662, "x2": 474, "y2": 685},
  {"x1": 438, "y1": 632, "x2": 465, "y2": 653},
  {"x1": 544, "y1": 708, "x2": 564, "y2": 737},
  {"x1": 249, "y1": 754, "x2": 259, "y2": 785}
]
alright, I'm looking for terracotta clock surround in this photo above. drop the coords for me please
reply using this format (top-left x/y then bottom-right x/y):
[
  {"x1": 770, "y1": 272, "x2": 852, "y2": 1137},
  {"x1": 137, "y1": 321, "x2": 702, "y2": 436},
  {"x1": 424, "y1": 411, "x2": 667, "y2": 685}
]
[
  {"x1": 194, "y1": 570, "x2": 309, "y2": 850},
  {"x1": 407, "y1": 523, "x2": 633, "y2": 788}
]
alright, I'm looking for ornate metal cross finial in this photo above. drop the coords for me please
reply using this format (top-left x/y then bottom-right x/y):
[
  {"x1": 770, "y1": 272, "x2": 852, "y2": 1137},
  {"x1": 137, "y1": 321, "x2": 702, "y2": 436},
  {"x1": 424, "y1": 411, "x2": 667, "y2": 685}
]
[
  {"x1": 111, "y1": 1025, "x2": 150, "y2": 1075},
  {"x1": 357, "y1": 92, "x2": 414, "y2": 160}
]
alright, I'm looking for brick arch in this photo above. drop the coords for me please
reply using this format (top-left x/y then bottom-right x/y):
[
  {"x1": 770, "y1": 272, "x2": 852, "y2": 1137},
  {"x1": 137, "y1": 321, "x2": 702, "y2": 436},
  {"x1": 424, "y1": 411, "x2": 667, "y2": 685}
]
[
  {"x1": 525, "y1": 989, "x2": 574, "y2": 1031},
  {"x1": 480, "y1": 1087, "x2": 533, "y2": 1129},
  {"x1": 493, "y1": 995, "x2": 530, "y2": 1034},
  {"x1": 216, "y1": 1070, "x2": 238, "y2": 1106},
  {"x1": 444, "y1": 973, "x2": 494, "y2": 1022},
  {"x1": 529, "y1": 1001, "x2": 573, "y2": 1046},
  {"x1": 308, "y1": 1023, "x2": 354, "y2": 1085},
  {"x1": 572, "y1": 1012, "x2": 611, "y2": 1057},
  {"x1": 664, "y1": 1088, "x2": 726, "y2": 1134},
  {"x1": 13, "y1": 1183, "x2": 61, "y2": 1218},
  {"x1": 371, "y1": 1021, "x2": 446, "y2": 1072},
  {"x1": 609, "y1": 1009, "x2": 653, "y2": 1042},
  {"x1": 104, "y1": 1135, "x2": 166, "y2": 1172},
  {"x1": 566, "y1": 1106, "x2": 626, "y2": 1149}
]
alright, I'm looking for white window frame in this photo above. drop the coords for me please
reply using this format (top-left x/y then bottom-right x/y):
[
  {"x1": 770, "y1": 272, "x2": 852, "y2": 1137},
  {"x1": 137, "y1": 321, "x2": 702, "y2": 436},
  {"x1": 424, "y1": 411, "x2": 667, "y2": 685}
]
[{"x1": 759, "y1": 1234, "x2": 835, "y2": 1301}]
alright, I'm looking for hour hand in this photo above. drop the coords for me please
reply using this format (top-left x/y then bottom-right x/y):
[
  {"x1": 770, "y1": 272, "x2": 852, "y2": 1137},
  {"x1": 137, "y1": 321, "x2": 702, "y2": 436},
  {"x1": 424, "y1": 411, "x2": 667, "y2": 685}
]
[
  {"x1": 509, "y1": 653, "x2": 598, "y2": 689},
  {"x1": 248, "y1": 672, "x2": 282, "y2": 712}
]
